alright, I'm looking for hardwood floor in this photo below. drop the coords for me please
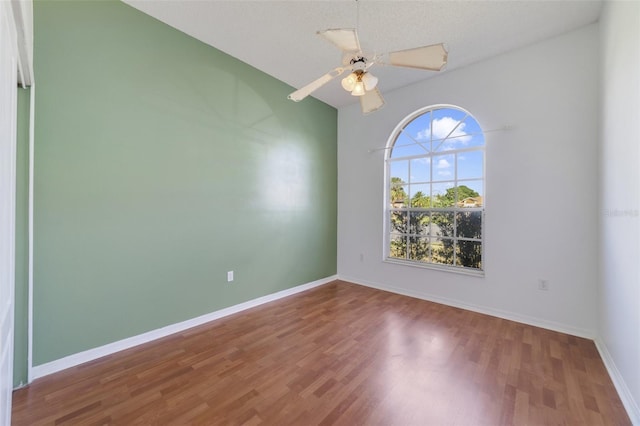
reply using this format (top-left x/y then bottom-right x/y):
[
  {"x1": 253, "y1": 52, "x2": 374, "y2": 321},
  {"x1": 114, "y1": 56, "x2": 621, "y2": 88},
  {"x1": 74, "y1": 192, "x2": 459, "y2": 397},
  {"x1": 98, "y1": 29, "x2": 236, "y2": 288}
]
[{"x1": 12, "y1": 280, "x2": 630, "y2": 425}]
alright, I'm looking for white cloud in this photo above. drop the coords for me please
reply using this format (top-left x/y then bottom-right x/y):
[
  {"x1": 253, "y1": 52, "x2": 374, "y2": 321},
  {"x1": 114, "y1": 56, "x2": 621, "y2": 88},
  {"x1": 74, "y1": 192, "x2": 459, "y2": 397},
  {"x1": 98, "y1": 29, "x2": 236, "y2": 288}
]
[
  {"x1": 436, "y1": 158, "x2": 451, "y2": 169},
  {"x1": 438, "y1": 170, "x2": 452, "y2": 177},
  {"x1": 417, "y1": 116, "x2": 472, "y2": 146},
  {"x1": 411, "y1": 157, "x2": 429, "y2": 165}
]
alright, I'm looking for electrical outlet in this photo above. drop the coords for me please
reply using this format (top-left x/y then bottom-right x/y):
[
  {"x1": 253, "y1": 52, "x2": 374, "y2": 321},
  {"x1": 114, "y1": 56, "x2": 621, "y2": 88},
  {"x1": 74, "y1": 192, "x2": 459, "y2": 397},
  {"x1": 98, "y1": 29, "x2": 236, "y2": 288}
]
[
  {"x1": 227, "y1": 271, "x2": 234, "y2": 282},
  {"x1": 538, "y1": 279, "x2": 549, "y2": 291}
]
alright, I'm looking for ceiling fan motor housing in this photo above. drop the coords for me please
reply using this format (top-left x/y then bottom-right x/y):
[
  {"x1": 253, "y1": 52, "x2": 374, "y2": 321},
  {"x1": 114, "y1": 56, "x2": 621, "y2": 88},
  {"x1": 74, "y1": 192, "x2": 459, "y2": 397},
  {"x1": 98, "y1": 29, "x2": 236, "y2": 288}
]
[{"x1": 349, "y1": 56, "x2": 367, "y2": 71}]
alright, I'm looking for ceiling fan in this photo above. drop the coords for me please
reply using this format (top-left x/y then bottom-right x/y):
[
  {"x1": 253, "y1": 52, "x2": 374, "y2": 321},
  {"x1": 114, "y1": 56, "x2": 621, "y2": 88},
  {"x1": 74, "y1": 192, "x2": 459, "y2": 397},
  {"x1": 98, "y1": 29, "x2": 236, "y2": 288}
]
[{"x1": 287, "y1": 27, "x2": 448, "y2": 114}]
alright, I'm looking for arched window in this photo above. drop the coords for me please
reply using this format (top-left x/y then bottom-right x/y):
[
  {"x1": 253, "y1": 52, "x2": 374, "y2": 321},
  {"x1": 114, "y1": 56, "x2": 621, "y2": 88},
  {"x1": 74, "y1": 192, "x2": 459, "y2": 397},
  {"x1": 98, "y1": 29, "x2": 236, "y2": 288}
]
[{"x1": 385, "y1": 105, "x2": 485, "y2": 273}]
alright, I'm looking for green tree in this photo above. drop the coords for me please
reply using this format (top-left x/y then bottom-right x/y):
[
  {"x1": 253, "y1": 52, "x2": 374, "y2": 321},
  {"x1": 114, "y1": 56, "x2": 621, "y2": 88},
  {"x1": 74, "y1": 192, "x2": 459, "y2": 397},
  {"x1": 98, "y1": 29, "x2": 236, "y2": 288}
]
[
  {"x1": 389, "y1": 182, "x2": 481, "y2": 267},
  {"x1": 389, "y1": 177, "x2": 408, "y2": 258},
  {"x1": 390, "y1": 177, "x2": 408, "y2": 207},
  {"x1": 410, "y1": 191, "x2": 430, "y2": 207},
  {"x1": 432, "y1": 186, "x2": 482, "y2": 269},
  {"x1": 408, "y1": 191, "x2": 431, "y2": 261},
  {"x1": 434, "y1": 185, "x2": 478, "y2": 207}
]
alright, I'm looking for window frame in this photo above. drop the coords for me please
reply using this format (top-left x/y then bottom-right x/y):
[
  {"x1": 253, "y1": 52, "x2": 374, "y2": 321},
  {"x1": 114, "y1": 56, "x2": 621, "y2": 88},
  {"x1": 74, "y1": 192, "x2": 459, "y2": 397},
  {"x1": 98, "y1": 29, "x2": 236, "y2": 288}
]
[{"x1": 383, "y1": 104, "x2": 486, "y2": 276}]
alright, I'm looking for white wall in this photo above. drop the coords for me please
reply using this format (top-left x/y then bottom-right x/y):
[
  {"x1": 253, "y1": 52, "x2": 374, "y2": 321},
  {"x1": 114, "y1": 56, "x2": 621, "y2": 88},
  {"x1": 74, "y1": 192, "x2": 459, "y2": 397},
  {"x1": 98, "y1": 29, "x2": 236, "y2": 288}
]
[
  {"x1": 338, "y1": 24, "x2": 600, "y2": 337},
  {"x1": 598, "y1": 1, "x2": 640, "y2": 423}
]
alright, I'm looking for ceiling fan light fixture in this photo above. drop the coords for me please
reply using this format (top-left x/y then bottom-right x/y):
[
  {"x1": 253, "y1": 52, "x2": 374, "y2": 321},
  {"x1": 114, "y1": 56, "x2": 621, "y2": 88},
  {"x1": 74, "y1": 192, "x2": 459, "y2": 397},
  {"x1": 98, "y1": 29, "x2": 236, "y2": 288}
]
[
  {"x1": 341, "y1": 72, "x2": 357, "y2": 91},
  {"x1": 361, "y1": 72, "x2": 378, "y2": 91},
  {"x1": 351, "y1": 81, "x2": 366, "y2": 96},
  {"x1": 288, "y1": 27, "x2": 446, "y2": 114}
]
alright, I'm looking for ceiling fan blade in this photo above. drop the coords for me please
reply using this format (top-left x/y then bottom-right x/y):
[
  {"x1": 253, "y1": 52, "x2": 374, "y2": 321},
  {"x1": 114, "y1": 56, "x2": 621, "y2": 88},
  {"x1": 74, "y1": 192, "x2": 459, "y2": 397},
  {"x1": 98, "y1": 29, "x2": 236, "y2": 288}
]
[
  {"x1": 288, "y1": 68, "x2": 344, "y2": 102},
  {"x1": 317, "y1": 28, "x2": 361, "y2": 53},
  {"x1": 388, "y1": 43, "x2": 448, "y2": 71},
  {"x1": 360, "y1": 88, "x2": 385, "y2": 115}
]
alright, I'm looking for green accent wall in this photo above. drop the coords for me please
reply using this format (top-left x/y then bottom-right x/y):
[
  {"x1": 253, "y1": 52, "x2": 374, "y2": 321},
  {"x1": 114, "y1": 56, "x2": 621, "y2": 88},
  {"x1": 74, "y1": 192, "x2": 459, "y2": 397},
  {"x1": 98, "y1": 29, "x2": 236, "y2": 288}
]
[
  {"x1": 32, "y1": 0, "x2": 337, "y2": 366},
  {"x1": 14, "y1": 88, "x2": 30, "y2": 387}
]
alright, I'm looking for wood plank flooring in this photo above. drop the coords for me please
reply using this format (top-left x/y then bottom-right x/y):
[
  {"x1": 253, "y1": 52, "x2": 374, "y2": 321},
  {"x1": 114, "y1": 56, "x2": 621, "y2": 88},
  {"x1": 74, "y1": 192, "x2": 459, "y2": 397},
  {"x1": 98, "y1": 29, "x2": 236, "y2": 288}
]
[{"x1": 12, "y1": 280, "x2": 631, "y2": 425}]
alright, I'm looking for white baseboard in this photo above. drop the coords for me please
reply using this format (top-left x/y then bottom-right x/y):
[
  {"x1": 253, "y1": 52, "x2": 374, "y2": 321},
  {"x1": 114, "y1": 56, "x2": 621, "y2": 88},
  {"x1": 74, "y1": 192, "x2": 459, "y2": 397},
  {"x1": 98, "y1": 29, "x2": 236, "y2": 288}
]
[
  {"x1": 30, "y1": 275, "x2": 337, "y2": 381},
  {"x1": 594, "y1": 338, "x2": 640, "y2": 425},
  {"x1": 339, "y1": 274, "x2": 595, "y2": 339}
]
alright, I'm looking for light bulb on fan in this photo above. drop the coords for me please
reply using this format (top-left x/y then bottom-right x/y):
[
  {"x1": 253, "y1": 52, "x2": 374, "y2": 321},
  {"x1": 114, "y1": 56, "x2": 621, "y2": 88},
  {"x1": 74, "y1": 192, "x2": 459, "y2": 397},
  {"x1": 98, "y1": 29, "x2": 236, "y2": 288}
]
[
  {"x1": 351, "y1": 81, "x2": 366, "y2": 96},
  {"x1": 361, "y1": 72, "x2": 378, "y2": 91},
  {"x1": 341, "y1": 73, "x2": 357, "y2": 91}
]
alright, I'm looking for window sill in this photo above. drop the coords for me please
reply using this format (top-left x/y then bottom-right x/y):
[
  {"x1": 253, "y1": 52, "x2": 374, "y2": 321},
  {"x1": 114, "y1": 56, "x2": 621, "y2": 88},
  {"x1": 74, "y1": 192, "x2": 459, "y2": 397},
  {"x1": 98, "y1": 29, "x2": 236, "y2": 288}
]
[{"x1": 383, "y1": 257, "x2": 485, "y2": 278}]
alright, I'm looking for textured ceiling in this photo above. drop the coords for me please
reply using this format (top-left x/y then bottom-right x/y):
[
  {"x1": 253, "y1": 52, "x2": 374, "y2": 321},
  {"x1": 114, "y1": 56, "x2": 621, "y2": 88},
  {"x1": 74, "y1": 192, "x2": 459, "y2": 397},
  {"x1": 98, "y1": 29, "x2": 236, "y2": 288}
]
[{"x1": 124, "y1": 0, "x2": 603, "y2": 109}]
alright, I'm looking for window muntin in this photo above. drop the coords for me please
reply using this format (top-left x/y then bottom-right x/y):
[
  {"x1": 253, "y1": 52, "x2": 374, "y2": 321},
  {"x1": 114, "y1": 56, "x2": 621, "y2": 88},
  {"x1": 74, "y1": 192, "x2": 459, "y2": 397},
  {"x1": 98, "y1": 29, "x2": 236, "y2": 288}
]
[{"x1": 385, "y1": 105, "x2": 485, "y2": 273}]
